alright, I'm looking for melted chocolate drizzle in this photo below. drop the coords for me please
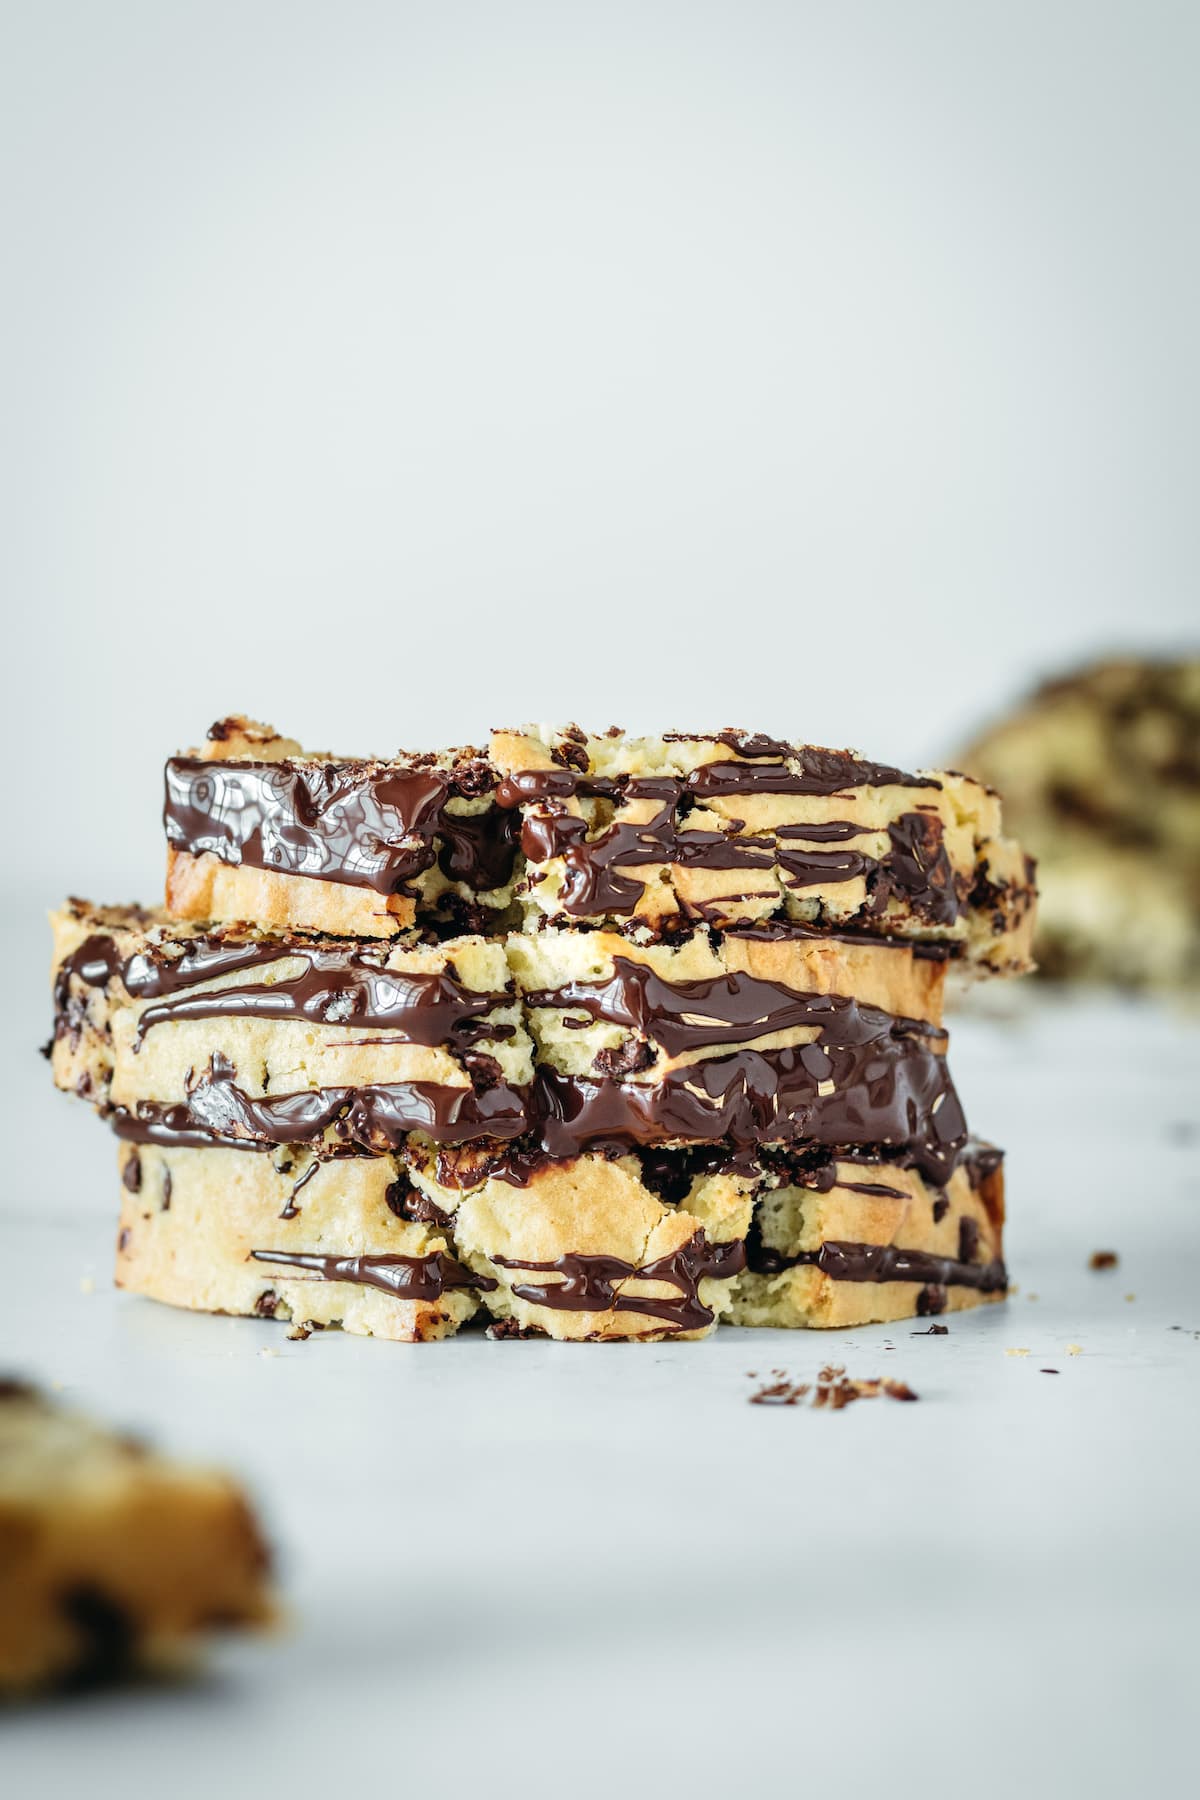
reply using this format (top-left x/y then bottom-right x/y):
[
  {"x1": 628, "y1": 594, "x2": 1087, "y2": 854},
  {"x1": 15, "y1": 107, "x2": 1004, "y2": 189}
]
[
  {"x1": 526, "y1": 955, "x2": 928, "y2": 1058},
  {"x1": 496, "y1": 761, "x2": 956, "y2": 922},
  {"x1": 112, "y1": 1053, "x2": 529, "y2": 1153},
  {"x1": 106, "y1": 1003, "x2": 963, "y2": 1181},
  {"x1": 130, "y1": 948, "x2": 507, "y2": 1048},
  {"x1": 164, "y1": 758, "x2": 517, "y2": 896},
  {"x1": 492, "y1": 1232, "x2": 747, "y2": 1332},
  {"x1": 56, "y1": 929, "x2": 511, "y2": 1052},
  {"x1": 744, "y1": 1236, "x2": 1006, "y2": 1293},
  {"x1": 249, "y1": 1247, "x2": 494, "y2": 1301}
]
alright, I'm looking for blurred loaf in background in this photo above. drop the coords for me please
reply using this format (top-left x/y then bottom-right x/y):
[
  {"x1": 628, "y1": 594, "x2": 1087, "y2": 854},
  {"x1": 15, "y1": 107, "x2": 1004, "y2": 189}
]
[{"x1": 961, "y1": 657, "x2": 1200, "y2": 989}]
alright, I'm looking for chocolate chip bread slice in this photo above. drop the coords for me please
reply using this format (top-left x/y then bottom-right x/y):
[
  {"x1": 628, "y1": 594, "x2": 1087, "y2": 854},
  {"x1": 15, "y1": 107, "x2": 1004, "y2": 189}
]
[
  {"x1": 962, "y1": 657, "x2": 1200, "y2": 986},
  {"x1": 109, "y1": 1134, "x2": 1003, "y2": 1342},
  {"x1": 160, "y1": 717, "x2": 1036, "y2": 969},
  {"x1": 492, "y1": 726, "x2": 1037, "y2": 973},
  {"x1": 0, "y1": 1382, "x2": 273, "y2": 1692},
  {"x1": 52, "y1": 904, "x2": 965, "y2": 1182}
]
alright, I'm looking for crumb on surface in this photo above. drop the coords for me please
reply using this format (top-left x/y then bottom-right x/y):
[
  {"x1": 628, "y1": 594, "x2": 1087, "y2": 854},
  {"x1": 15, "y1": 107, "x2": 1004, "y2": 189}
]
[
  {"x1": 1041, "y1": 1367, "x2": 1060, "y2": 1374},
  {"x1": 749, "y1": 1365, "x2": 918, "y2": 1409},
  {"x1": 1004, "y1": 1347, "x2": 1030, "y2": 1358},
  {"x1": 78, "y1": 1276, "x2": 95, "y2": 1295},
  {"x1": 1089, "y1": 1250, "x2": 1119, "y2": 1270},
  {"x1": 1124, "y1": 1293, "x2": 1136, "y2": 1303},
  {"x1": 258, "y1": 1347, "x2": 280, "y2": 1359},
  {"x1": 912, "y1": 1323, "x2": 949, "y2": 1336},
  {"x1": 1067, "y1": 1344, "x2": 1083, "y2": 1355}
]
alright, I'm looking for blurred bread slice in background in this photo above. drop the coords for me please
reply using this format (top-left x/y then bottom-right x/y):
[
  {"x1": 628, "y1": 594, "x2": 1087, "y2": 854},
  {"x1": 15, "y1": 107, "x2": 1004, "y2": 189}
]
[{"x1": 960, "y1": 657, "x2": 1200, "y2": 989}]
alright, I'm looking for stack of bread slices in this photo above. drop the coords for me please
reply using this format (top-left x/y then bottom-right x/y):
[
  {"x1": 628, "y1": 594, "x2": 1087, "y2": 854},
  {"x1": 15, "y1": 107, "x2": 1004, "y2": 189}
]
[{"x1": 49, "y1": 717, "x2": 1035, "y2": 1343}]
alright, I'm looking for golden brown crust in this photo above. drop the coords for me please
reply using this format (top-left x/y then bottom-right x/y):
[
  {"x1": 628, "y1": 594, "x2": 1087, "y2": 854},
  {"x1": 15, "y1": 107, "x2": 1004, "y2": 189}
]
[{"x1": 166, "y1": 849, "x2": 414, "y2": 938}]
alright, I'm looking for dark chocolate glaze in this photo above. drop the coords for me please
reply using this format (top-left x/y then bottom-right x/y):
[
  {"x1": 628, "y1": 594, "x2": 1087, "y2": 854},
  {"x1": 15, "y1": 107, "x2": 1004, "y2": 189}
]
[
  {"x1": 745, "y1": 1235, "x2": 1006, "y2": 1292},
  {"x1": 497, "y1": 757, "x2": 956, "y2": 922},
  {"x1": 113, "y1": 1053, "x2": 529, "y2": 1153},
  {"x1": 526, "y1": 955, "x2": 931, "y2": 1059},
  {"x1": 164, "y1": 757, "x2": 517, "y2": 897},
  {"x1": 57, "y1": 925, "x2": 510, "y2": 1051},
  {"x1": 105, "y1": 982, "x2": 964, "y2": 1180},
  {"x1": 688, "y1": 751, "x2": 940, "y2": 797},
  {"x1": 249, "y1": 1247, "x2": 495, "y2": 1301},
  {"x1": 130, "y1": 947, "x2": 507, "y2": 1049},
  {"x1": 492, "y1": 1232, "x2": 746, "y2": 1332},
  {"x1": 53, "y1": 935, "x2": 126, "y2": 1015},
  {"x1": 532, "y1": 1005, "x2": 964, "y2": 1185}
]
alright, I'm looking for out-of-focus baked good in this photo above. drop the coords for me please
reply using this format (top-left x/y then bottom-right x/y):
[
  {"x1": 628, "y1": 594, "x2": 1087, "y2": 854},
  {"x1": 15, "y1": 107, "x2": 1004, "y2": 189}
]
[{"x1": 963, "y1": 658, "x2": 1200, "y2": 986}]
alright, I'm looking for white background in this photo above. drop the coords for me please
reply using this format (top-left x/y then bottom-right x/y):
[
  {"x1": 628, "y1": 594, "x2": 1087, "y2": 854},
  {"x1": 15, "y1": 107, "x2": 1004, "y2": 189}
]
[
  {"x1": 2, "y1": 0, "x2": 1197, "y2": 905},
  {"x1": 1, "y1": 4, "x2": 1197, "y2": 1794}
]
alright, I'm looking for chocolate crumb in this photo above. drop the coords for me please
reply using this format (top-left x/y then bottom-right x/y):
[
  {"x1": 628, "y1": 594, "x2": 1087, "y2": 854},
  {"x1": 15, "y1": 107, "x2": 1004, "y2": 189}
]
[
  {"x1": 485, "y1": 1318, "x2": 548, "y2": 1340},
  {"x1": 1041, "y1": 1367, "x2": 1059, "y2": 1374},
  {"x1": 912, "y1": 1323, "x2": 949, "y2": 1336},
  {"x1": 750, "y1": 1365, "x2": 918, "y2": 1408},
  {"x1": 1089, "y1": 1250, "x2": 1119, "y2": 1270},
  {"x1": 253, "y1": 1291, "x2": 280, "y2": 1319},
  {"x1": 592, "y1": 1036, "x2": 655, "y2": 1078}
]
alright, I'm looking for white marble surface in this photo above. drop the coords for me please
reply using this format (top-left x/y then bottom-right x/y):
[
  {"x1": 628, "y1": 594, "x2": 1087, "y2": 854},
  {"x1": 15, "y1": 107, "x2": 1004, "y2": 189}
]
[{"x1": 2, "y1": 958, "x2": 1197, "y2": 1796}]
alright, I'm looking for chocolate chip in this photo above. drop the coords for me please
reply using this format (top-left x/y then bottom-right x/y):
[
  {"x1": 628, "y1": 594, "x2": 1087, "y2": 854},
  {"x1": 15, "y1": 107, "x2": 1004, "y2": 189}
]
[
  {"x1": 591, "y1": 1036, "x2": 655, "y2": 1078},
  {"x1": 58, "y1": 1586, "x2": 135, "y2": 1688}
]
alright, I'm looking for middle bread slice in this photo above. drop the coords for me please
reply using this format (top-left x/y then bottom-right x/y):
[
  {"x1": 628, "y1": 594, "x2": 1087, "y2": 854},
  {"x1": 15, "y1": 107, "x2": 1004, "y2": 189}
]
[{"x1": 51, "y1": 903, "x2": 957, "y2": 1174}]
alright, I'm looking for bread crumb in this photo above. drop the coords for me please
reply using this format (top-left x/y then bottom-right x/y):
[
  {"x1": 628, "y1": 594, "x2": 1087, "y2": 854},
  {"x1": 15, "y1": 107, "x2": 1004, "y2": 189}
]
[
  {"x1": 1004, "y1": 1347, "x2": 1030, "y2": 1357},
  {"x1": 258, "y1": 1346, "x2": 280, "y2": 1359},
  {"x1": 749, "y1": 1366, "x2": 918, "y2": 1409},
  {"x1": 1066, "y1": 1344, "x2": 1083, "y2": 1355},
  {"x1": 78, "y1": 1276, "x2": 95, "y2": 1295},
  {"x1": 1124, "y1": 1293, "x2": 1136, "y2": 1303}
]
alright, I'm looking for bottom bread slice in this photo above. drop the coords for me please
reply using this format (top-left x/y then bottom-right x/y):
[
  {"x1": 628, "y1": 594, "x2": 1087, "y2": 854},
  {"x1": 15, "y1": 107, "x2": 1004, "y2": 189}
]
[
  {"x1": 112, "y1": 1137, "x2": 1005, "y2": 1341},
  {"x1": 0, "y1": 1381, "x2": 273, "y2": 1692}
]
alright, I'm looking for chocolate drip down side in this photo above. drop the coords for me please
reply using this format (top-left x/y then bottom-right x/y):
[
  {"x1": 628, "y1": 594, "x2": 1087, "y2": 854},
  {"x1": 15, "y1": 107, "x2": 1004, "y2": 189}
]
[
  {"x1": 107, "y1": 1014, "x2": 965, "y2": 1180},
  {"x1": 249, "y1": 1248, "x2": 495, "y2": 1302},
  {"x1": 744, "y1": 1234, "x2": 1007, "y2": 1294},
  {"x1": 164, "y1": 758, "x2": 518, "y2": 896},
  {"x1": 129, "y1": 950, "x2": 509, "y2": 1049},
  {"x1": 499, "y1": 766, "x2": 959, "y2": 922},
  {"x1": 492, "y1": 1232, "x2": 747, "y2": 1333},
  {"x1": 525, "y1": 956, "x2": 931, "y2": 1058},
  {"x1": 55, "y1": 929, "x2": 513, "y2": 1051}
]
